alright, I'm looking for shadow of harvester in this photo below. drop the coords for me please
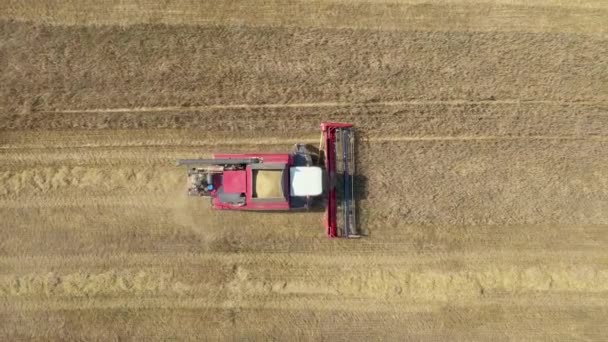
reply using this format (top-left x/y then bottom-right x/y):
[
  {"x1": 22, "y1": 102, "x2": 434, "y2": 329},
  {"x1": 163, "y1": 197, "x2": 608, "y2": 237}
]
[{"x1": 303, "y1": 143, "x2": 368, "y2": 200}]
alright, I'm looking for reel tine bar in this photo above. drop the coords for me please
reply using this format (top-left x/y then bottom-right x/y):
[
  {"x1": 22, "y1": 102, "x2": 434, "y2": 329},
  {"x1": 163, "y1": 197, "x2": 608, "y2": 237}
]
[{"x1": 320, "y1": 122, "x2": 358, "y2": 238}]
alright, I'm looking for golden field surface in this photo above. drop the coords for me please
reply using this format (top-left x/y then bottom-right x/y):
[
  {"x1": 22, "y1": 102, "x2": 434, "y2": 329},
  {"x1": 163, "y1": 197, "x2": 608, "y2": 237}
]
[{"x1": 1, "y1": 0, "x2": 607, "y2": 340}]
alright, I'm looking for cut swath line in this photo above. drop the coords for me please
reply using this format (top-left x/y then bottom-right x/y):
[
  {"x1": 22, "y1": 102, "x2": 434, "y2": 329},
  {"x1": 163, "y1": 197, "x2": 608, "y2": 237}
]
[
  {"x1": 40, "y1": 99, "x2": 607, "y2": 114},
  {"x1": 0, "y1": 195, "x2": 175, "y2": 209},
  {"x1": 3, "y1": 296, "x2": 607, "y2": 313}
]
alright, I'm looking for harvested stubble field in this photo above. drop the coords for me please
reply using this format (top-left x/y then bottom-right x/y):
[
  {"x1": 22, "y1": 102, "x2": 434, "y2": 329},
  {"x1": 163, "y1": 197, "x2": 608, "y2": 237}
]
[{"x1": 1, "y1": 0, "x2": 608, "y2": 340}]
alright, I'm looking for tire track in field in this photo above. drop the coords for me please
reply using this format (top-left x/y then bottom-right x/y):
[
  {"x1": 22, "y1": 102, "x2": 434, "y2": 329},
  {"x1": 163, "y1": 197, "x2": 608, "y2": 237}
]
[
  {"x1": 39, "y1": 99, "x2": 607, "y2": 113},
  {"x1": 3, "y1": 250, "x2": 606, "y2": 270},
  {"x1": 2, "y1": 1, "x2": 607, "y2": 36},
  {"x1": 3, "y1": 135, "x2": 608, "y2": 151},
  {"x1": 4, "y1": 102, "x2": 607, "y2": 137}
]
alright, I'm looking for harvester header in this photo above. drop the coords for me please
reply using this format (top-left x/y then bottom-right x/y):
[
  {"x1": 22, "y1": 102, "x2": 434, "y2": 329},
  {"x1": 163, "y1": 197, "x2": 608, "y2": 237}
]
[{"x1": 320, "y1": 123, "x2": 357, "y2": 238}]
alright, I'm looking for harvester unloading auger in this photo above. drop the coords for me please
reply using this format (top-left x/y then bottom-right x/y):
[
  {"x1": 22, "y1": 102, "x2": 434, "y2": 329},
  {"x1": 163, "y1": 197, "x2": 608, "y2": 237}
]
[{"x1": 176, "y1": 122, "x2": 359, "y2": 238}]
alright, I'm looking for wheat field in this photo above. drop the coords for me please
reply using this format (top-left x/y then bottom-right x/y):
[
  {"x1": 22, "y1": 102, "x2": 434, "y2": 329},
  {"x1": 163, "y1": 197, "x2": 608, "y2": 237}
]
[{"x1": 1, "y1": 0, "x2": 607, "y2": 340}]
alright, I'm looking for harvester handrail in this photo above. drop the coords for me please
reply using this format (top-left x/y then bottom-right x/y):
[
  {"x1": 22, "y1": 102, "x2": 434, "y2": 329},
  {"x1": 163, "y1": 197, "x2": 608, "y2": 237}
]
[{"x1": 176, "y1": 158, "x2": 261, "y2": 166}]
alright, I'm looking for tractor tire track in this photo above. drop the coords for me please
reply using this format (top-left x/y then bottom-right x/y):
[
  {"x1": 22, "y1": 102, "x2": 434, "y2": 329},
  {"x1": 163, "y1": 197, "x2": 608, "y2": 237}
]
[
  {"x1": 2, "y1": 0, "x2": 607, "y2": 37},
  {"x1": 35, "y1": 99, "x2": 608, "y2": 113},
  {"x1": 2, "y1": 102, "x2": 607, "y2": 137}
]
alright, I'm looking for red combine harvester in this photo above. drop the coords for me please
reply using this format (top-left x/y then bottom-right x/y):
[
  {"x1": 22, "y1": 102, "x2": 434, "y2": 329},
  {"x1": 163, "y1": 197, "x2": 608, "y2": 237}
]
[{"x1": 176, "y1": 122, "x2": 358, "y2": 238}]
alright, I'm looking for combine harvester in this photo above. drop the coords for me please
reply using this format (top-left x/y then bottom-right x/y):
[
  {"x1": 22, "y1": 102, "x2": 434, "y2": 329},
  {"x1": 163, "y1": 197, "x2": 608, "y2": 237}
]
[{"x1": 176, "y1": 122, "x2": 359, "y2": 238}]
